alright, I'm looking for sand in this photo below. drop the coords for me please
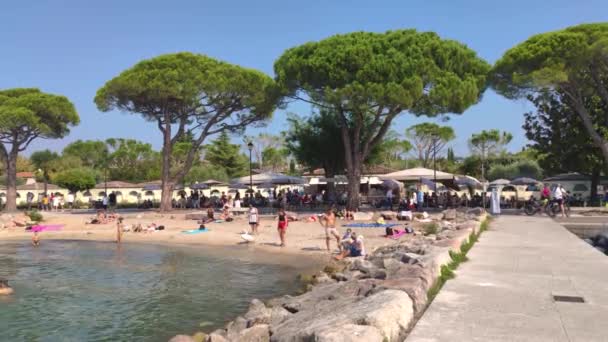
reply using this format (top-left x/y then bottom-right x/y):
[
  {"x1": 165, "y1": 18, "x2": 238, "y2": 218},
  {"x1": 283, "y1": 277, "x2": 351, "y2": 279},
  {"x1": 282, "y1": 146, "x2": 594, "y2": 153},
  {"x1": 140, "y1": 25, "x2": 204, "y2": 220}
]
[{"x1": 0, "y1": 210, "x2": 421, "y2": 261}]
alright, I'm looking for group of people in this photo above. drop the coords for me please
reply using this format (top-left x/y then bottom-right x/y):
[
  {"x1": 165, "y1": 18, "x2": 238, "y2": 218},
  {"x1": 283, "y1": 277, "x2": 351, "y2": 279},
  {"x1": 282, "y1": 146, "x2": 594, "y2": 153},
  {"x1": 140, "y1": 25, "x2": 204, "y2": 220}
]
[
  {"x1": 383, "y1": 188, "x2": 473, "y2": 211},
  {"x1": 26, "y1": 192, "x2": 76, "y2": 211}
]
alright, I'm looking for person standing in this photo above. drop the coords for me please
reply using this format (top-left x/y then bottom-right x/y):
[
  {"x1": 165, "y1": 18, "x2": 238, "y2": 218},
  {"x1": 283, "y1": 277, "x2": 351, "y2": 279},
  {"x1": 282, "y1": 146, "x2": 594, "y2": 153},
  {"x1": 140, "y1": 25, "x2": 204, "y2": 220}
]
[
  {"x1": 386, "y1": 188, "x2": 394, "y2": 210},
  {"x1": 109, "y1": 192, "x2": 117, "y2": 211},
  {"x1": 67, "y1": 192, "x2": 75, "y2": 210},
  {"x1": 277, "y1": 208, "x2": 287, "y2": 247},
  {"x1": 553, "y1": 184, "x2": 566, "y2": 218},
  {"x1": 248, "y1": 204, "x2": 259, "y2": 235},
  {"x1": 116, "y1": 217, "x2": 124, "y2": 243},
  {"x1": 416, "y1": 187, "x2": 424, "y2": 211},
  {"x1": 26, "y1": 192, "x2": 34, "y2": 210},
  {"x1": 320, "y1": 207, "x2": 341, "y2": 252}
]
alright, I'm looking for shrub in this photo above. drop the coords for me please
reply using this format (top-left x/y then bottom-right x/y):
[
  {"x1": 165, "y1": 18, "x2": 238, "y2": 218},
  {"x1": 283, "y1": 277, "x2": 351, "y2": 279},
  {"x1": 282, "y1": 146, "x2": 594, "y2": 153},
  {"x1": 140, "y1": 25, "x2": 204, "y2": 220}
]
[
  {"x1": 423, "y1": 222, "x2": 439, "y2": 236},
  {"x1": 26, "y1": 210, "x2": 43, "y2": 222}
]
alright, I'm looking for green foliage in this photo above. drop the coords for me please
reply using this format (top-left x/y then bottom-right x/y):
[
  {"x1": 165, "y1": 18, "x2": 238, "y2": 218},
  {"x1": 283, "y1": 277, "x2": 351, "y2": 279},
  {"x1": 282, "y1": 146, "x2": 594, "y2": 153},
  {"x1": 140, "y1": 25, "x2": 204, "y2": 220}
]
[
  {"x1": 184, "y1": 164, "x2": 230, "y2": 184},
  {"x1": 469, "y1": 129, "x2": 513, "y2": 157},
  {"x1": 492, "y1": 23, "x2": 608, "y2": 99},
  {"x1": 285, "y1": 110, "x2": 346, "y2": 177},
  {"x1": 53, "y1": 168, "x2": 97, "y2": 193},
  {"x1": 0, "y1": 88, "x2": 80, "y2": 141},
  {"x1": 106, "y1": 138, "x2": 160, "y2": 183},
  {"x1": 30, "y1": 149, "x2": 60, "y2": 184},
  {"x1": 95, "y1": 52, "x2": 278, "y2": 210},
  {"x1": 406, "y1": 123, "x2": 455, "y2": 167},
  {"x1": 448, "y1": 249, "x2": 469, "y2": 268},
  {"x1": 487, "y1": 159, "x2": 543, "y2": 181},
  {"x1": 423, "y1": 222, "x2": 439, "y2": 236},
  {"x1": 261, "y1": 147, "x2": 288, "y2": 172},
  {"x1": 63, "y1": 140, "x2": 109, "y2": 168},
  {"x1": 523, "y1": 90, "x2": 605, "y2": 182},
  {"x1": 0, "y1": 88, "x2": 79, "y2": 210},
  {"x1": 492, "y1": 23, "x2": 608, "y2": 165},
  {"x1": 26, "y1": 210, "x2": 43, "y2": 222},
  {"x1": 204, "y1": 132, "x2": 248, "y2": 179},
  {"x1": 276, "y1": 30, "x2": 490, "y2": 208},
  {"x1": 447, "y1": 147, "x2": 455, "y2": 163}
]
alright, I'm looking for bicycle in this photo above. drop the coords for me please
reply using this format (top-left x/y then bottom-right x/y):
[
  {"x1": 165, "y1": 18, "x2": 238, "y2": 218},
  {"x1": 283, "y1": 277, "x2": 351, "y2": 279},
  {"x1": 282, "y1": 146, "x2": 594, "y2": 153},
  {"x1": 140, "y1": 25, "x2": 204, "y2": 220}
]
[{"x1": 545, "y1": 198, "x2": 571, "y2": 218}]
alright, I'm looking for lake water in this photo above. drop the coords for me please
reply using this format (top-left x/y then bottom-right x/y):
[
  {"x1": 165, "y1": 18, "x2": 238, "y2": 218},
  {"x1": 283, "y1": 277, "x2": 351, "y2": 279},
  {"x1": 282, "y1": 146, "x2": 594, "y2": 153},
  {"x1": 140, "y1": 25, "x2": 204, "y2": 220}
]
[{"x1": 0, "y1": 240, "x2": 316, "y2": 342}]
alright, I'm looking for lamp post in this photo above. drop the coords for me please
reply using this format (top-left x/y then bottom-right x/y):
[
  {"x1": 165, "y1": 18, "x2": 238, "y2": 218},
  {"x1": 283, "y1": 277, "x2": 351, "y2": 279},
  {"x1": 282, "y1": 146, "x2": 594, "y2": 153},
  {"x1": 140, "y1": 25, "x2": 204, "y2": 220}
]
[
  {"x1": 432, "y1": 136, "x2": 439, "y2": 195},
  {"x1": 247, "y1": 142, "x2": 254, "y2": 191}
]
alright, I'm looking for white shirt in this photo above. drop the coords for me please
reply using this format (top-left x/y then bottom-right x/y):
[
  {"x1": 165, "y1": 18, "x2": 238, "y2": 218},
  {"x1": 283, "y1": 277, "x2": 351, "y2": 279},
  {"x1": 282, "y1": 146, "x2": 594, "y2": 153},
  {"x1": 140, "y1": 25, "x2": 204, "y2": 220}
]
[
  {"x1": 554, "y1": 187, "x2": 563, "y2": 200},
  {"x1": 102, "y1": 196, "x2": 109, "y2": 205},
  {"x1": 386, "y1": 190, "x2": 393, "y2": 198},
  {"x1": 67, "y1": 194, "x2": 74, "y2": 203},
  {"x1": 234, "y1": 199, "x2": 241, "y2": 208}
]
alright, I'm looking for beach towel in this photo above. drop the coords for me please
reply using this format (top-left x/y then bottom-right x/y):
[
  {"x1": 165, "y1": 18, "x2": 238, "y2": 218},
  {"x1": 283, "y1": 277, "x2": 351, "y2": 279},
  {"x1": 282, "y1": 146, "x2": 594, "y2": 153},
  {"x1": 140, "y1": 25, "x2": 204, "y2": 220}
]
[
  {"x1": 342, "y1": 223, "x2": 400, "y2": 228},
  {"x1": 388, "y1": 230, "x2": 407, "y2": 240},
  {"x1": 30, "y1": 224, "x2": 64, "y2": 232},
  {"x1": 181, "y1": 229, "x2": 210, "y2": 234}
]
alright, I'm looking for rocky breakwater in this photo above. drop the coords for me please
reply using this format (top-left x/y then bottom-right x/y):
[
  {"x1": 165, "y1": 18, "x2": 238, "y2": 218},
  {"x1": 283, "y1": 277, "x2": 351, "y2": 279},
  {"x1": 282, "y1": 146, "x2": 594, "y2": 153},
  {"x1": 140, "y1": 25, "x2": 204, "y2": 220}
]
[{"x1": 171, "y1": 208, "x2": 487, "y2": 342}]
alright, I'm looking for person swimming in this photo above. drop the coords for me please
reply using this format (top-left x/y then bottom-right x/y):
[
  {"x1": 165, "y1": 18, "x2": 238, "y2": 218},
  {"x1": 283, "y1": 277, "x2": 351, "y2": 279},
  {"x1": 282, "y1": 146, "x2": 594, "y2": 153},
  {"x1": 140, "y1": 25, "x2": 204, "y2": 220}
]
[
  {"x1": 0, "y1": 279, "x2": 13, "y2": 295},
  {"x1": 32, "y1": 231, "x2": 40, "y2": 246}
]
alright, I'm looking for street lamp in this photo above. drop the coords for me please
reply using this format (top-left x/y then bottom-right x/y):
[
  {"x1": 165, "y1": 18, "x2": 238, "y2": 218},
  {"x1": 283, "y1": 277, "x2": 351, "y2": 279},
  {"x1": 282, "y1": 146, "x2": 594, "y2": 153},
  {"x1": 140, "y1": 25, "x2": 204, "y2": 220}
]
[
  {"x1": 247, "y1": 141, "x2": 254, "y2": 191},
  {"x1": 432, "y1": 136, "x2": 439, "y2": 195}
]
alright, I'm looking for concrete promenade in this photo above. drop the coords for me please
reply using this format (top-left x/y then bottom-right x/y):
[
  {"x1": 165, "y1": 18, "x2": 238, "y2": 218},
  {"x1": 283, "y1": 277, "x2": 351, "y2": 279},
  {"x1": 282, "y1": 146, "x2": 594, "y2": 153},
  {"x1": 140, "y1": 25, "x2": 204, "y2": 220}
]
[{"x1": 407, "y1": 215, "x2": 608, "y2": 342}]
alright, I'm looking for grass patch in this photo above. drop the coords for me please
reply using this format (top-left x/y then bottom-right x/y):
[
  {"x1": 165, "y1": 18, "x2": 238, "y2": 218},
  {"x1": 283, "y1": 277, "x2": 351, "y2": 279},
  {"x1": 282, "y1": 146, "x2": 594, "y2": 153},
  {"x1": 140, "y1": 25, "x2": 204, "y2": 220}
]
[
  {"x1": 26, "y1": 210, "x2": 43, "y2": 222},
  {"x1": 422, "y1": 222, "x2": 439, "y2": 236},
  {"x1": 427, "y1": 217, "x2": 490, "y2": 303}
]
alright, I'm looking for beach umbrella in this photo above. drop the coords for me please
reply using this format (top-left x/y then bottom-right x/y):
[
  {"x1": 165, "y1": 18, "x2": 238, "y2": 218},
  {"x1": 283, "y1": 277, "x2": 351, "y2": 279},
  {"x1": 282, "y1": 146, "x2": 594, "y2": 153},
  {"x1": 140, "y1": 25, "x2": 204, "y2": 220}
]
[
  {"x1": 229, "y1": 183, "x2": 250, "y2": 190},
  {"x1": 381, "y1": 179, "x2": 402, "y2": 190},
  {"x1": 510, "y1": 177, "x2": 540, "y2": 185},
  {"x1": 455, "y1": 175, "x2": 482, "y2": 188},
  {"x1": 420, "y1": 178, "x2": 446, "y2": 191},
  {"x1": 190, "y1": 183, "x2": 210, "y2": 190},
  {"x1": 231, "y1": 172, "x2": 306, "y2": 185},
  {"x1": 257, "y1": 182, "x2": 275, "y2": 189},
  {"x1": 489, "y1": 179, "x2": 510, "y2": 186}
]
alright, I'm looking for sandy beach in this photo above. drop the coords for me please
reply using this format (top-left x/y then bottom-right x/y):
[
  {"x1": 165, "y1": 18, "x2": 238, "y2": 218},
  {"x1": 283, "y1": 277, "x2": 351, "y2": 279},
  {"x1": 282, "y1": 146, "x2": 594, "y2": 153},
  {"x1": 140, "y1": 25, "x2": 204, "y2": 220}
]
[{"x1": 0, "y1": 210, "x2": 424, "y2": 262}]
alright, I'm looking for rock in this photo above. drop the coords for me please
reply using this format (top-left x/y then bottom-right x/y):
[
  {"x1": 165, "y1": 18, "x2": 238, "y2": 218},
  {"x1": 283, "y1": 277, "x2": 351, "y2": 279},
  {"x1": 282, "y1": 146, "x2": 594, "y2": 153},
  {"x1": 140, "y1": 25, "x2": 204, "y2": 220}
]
[
  {"x1": 271, "y1": 289, "x2": 412, "y2": 342},
  {"x1": 315, "y1": 272, "x2": 332, "y2": 284},
  {"x1": 226, "y1": 316, "x2": 248, "y2": 340},
  {"x1": 351, "y1": 259, "x2": 376, "y2": 274},
  {"x1": 192, "y1": 332, "x2": 207, "y2": 342},
  {"x1": 270, "y1": 306, "x2": 291, "y2": 326},
  {"x1": 169, "y1": 335, "x2": 195, "y2": 342},
  {"x1": 206, "y1": 334, "x2": 229, "y2": 342},
  {"x1": 466, "y1": 207, "x2": 485, "y2": 217},
  {"x1": 442, "y1": 209, "x2": 457, "y2": 221},
  {"x1": 332, "y1": 272, "x2": 349, "y2": 281},
  {"x1": 244, "y1": 299, "x2": 271, "y2": 327},
  {"x1": 237, "y1": 324, "x2": 270, "y2": 342},
  {"x1": 314, "y1": 324, "x2": 384, "y2": 342},
  {"x1": 352, "y1": 212, "x2": 373, "y2": 221}
]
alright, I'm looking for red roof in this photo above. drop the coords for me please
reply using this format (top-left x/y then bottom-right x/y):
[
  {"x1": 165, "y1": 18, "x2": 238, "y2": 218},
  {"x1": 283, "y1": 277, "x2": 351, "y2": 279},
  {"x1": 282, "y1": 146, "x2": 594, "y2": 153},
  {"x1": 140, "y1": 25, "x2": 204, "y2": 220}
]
[{"x1": 16, "y1": 172, "x2": 35, "y2": 178}]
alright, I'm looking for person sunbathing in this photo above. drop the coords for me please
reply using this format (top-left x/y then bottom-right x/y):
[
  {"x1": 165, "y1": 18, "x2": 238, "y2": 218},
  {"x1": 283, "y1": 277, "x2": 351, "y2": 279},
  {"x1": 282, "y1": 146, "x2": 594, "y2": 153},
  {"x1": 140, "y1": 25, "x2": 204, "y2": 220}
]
[{"x1": 0, "y1": 279, "x2": 13, "y2": 295}]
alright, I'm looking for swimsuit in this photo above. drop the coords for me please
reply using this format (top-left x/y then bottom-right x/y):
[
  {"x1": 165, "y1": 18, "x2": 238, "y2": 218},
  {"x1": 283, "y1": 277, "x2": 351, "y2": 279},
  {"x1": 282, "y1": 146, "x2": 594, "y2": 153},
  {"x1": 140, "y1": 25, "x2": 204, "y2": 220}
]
[
  {"x1": 325, "y1": 226, "x2": 338, "y2": 237},
  {"x1": 278, "y1": 214, "x2": 287, "y2": 230}
]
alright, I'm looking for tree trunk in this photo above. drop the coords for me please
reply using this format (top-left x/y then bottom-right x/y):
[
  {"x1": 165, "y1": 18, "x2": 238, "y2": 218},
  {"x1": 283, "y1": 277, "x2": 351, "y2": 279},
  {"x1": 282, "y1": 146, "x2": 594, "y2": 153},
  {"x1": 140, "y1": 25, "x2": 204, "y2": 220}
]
[
  {"x1": 346, "y1": 165, "x2": 361, "y2": 210},
  {"x1": 5, "y1": 150, "x2": 18, "y2": 212},
  {"x1": 159, "y1": 118, "x2": 174, "y2": 212},
  {"x1": 590, "y1": 168, "x2": 600, "y2": 203}
]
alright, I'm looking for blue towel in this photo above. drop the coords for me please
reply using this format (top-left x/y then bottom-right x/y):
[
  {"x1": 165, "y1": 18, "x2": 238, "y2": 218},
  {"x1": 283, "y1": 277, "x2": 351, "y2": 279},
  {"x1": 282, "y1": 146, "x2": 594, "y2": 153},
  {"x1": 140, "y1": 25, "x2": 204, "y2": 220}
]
[
  {"x1": 181, "y1": 229, "x2": 210, "y2": 234},
  {"x1": 342, "y1": 223, "x2": 400, "y2": 228}
]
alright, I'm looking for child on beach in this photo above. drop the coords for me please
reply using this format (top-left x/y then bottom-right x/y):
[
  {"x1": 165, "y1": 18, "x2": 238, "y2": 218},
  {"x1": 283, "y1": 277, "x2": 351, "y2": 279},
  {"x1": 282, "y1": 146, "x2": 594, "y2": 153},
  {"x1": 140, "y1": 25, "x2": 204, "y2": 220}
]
[
  {"x1": 249, "y1": 204, "x2": 259, "y2": 235},
  {"x1": 32, "y1": 231, "x2": 40, "y2": 246},
  {"x1": 277, "y1": 208, "x2": 288, "y2": 247}
]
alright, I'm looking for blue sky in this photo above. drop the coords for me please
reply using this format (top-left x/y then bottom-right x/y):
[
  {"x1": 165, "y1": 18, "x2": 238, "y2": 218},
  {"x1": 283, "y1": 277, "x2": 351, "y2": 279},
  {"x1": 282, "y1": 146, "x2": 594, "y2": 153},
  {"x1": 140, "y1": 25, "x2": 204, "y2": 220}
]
[{"x1": 1, "y1": 0, "x2": 606, "y2": 157}]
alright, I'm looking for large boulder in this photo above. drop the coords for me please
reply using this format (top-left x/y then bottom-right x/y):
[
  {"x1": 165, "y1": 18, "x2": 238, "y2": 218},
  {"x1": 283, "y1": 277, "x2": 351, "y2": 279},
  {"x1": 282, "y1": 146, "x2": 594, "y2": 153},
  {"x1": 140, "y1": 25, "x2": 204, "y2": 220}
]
[
  {"x1": 244, "y1": 299, "x2": 272, "y2": 327},
  {"x1": 442, "y1": 209, "x2": 457, "y2": 221},
  {"x1": 237, "y1": 324, "x2": 270, "y2": 342},
  {"x1": 271, "y1": 290, "x2": 412, "y2": 342},
  {"x1": 225, "y1": 316, "x2": 248, "y2": 340},
  {"x1": 206, "y1": 334, "x2": 229, "y2": 342},
  {"x1": 313, "y1": 324, "x2": 384, "y2": 342}
]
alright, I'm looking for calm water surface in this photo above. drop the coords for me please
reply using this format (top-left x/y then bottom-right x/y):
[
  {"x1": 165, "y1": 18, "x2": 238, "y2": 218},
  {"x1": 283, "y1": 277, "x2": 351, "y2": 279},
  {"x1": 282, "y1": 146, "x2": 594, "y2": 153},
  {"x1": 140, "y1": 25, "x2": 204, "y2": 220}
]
[{"x1": 0, "y1": 240, "x2": 316, "y2": 342}]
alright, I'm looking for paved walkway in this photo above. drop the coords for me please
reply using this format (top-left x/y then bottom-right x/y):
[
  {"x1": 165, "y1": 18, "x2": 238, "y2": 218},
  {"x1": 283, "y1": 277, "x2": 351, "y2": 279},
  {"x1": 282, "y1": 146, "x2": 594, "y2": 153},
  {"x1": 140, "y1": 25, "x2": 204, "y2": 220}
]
[{"x1": 407, "y1": 215, "x2": 608, "y2": 342}]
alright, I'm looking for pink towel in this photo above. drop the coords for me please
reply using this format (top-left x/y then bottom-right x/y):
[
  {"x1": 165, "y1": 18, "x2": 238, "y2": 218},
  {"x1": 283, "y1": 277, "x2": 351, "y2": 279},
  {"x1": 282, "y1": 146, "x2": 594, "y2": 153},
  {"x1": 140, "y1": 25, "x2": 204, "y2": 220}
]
[{"x1": 31, "y1": 224, "x2": 64, "y2": 232}]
